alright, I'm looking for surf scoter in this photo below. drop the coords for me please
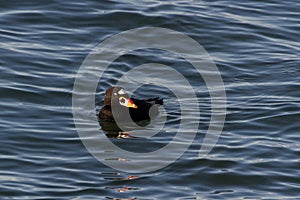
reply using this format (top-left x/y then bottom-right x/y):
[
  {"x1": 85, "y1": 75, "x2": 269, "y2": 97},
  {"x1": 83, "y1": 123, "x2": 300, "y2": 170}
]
[{"x1": 99, "y1": 86, "x2": 163, "y2": 122}]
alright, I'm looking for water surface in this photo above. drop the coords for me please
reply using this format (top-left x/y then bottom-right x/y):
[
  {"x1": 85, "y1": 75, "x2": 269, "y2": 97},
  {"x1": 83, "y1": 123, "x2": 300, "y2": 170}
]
[{"x1": 1, "y1": 0, "x2": 300, "y2": 199}]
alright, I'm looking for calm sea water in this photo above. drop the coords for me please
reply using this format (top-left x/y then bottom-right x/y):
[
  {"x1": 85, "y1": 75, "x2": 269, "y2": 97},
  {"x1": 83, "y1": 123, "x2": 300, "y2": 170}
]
[{"x1": 1, "y1": 0, "x2": 300, "y2": 199}]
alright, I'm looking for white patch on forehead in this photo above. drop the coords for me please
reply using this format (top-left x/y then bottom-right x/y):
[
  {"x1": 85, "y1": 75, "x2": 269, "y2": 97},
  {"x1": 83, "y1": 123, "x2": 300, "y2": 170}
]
[{"x1": 118, "y1": 89, "x2": 125, "y2": 95}]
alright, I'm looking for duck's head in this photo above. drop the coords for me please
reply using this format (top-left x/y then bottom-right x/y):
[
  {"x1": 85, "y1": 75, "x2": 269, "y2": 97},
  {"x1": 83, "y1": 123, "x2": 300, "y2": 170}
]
[{"x1": 104, "y1": 86, "x2": 138, "y2": 108}]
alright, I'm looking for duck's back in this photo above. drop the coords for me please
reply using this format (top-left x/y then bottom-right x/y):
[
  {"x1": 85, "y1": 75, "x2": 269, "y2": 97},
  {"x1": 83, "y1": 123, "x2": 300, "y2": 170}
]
[{"x1": 129, "y1": 97, "x2": 163, "y2": 121}]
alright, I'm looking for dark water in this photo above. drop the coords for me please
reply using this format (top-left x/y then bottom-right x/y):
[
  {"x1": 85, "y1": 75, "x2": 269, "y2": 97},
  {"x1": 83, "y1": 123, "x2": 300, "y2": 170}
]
[{"x1": 1, "y1": 0, "x2": 300, "y2": 199}]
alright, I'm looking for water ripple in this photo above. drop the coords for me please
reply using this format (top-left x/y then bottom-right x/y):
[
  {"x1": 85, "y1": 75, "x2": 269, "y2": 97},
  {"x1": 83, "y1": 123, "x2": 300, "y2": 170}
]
[{"x1": 0, "y1": 0, "x2": 300, "y2": 199}]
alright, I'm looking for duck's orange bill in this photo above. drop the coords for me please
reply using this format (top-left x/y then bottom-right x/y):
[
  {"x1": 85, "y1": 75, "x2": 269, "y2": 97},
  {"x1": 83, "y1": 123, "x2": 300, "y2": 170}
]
[
  {"x1": 126, "y1": 98, "x2": 138, "y2": 109},
  {"x1": 119, "y1": 96, "x2": 138, "y2": 108}
]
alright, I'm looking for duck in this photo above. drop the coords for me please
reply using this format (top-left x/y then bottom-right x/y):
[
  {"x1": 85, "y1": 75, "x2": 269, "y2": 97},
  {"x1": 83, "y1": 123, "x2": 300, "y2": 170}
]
[{"x1": 99, "y1": 86, "x2": 163, "y2": 122}]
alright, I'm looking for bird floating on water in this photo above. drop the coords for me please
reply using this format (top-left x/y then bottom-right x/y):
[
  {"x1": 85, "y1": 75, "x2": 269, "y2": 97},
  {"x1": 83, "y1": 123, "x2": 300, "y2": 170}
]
[{"x1": 99, "y1": 86, "x2": 163, "y2": 122}]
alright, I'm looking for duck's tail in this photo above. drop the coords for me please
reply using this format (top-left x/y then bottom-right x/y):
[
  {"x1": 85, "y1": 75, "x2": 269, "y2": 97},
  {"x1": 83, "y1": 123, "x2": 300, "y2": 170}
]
[
  {"x1": 147, "y1": 97, "x2": 163, "y2": 105},
  {"x1": 155, "y1": 97, "x2": 164, "y2": 105}
]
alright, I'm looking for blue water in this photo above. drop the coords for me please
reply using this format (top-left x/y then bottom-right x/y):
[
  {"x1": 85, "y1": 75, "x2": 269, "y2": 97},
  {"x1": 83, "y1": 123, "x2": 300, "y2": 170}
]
[{"x1": 1, "y1": 0, "x2": 300, "y2": 199}]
